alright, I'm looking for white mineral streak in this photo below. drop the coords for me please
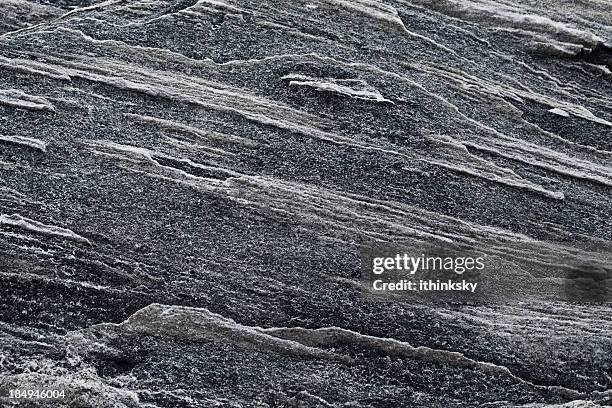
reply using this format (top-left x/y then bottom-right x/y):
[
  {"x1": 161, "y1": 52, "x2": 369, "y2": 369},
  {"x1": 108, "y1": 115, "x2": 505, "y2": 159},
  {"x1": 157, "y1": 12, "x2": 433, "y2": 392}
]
[{"x1": 0, "y1": 214, "x2": 91, "y2": 244}]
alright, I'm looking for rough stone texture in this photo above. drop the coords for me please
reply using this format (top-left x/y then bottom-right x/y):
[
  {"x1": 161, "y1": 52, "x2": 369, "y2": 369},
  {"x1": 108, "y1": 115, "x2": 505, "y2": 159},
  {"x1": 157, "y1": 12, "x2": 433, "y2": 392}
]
[{"x1": 0, "y1": 0, "x2": 611, "y2": 407}]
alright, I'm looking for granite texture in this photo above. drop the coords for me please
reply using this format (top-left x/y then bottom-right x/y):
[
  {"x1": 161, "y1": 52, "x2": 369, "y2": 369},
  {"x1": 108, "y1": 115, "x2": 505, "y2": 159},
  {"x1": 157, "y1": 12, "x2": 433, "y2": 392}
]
[{"x1": 0, "y1": 0, "x2": 611, "y2": 407}]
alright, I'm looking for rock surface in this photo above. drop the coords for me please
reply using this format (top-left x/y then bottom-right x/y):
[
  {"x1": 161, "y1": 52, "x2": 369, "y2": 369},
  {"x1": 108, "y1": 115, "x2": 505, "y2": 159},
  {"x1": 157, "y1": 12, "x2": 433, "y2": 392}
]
[{"x1": 0, "y1": 0, "x2": 611, "y2": 407}]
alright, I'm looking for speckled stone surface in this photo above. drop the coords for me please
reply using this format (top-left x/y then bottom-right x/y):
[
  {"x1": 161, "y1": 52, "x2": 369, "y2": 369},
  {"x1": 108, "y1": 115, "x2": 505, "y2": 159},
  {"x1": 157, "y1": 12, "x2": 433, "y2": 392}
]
[{"x1": 0, "y1": 0, "x2": 611, "y2": 407}]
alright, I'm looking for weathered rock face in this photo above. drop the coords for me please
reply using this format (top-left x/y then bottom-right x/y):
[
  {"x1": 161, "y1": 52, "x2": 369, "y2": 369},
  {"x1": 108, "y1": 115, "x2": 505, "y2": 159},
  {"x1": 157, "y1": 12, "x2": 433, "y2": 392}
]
[{"x1": 0, "y1": 0, "x2": 611, "y2": 407}]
